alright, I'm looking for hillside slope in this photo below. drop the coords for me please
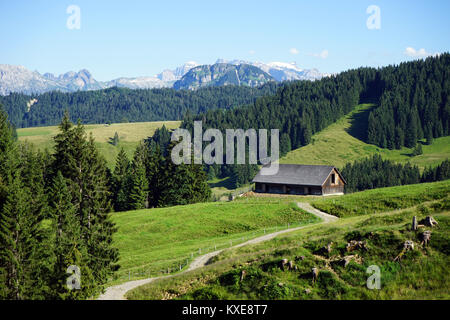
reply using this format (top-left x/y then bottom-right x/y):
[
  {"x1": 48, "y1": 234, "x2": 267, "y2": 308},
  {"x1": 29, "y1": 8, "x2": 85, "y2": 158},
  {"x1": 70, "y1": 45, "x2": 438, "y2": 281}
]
[
  {"x1": 108, "y1": 198, "x2": 319, "y2": 285},
  {"x1": 280, "y1": 104, "x2": 450, "y2": 169},
  {"x1": 17, "y1": 121, "x2": 181, "y2": 167},
  {"x1": 126, "y1": 180, "x2": 450, "y2": 300}
]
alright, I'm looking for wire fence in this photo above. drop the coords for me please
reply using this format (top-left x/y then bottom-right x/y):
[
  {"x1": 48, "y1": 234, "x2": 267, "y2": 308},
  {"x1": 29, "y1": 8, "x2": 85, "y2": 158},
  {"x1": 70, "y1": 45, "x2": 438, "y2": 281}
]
[{"x1": 112, "y1": 217, "x2": 316, "y2": 282}]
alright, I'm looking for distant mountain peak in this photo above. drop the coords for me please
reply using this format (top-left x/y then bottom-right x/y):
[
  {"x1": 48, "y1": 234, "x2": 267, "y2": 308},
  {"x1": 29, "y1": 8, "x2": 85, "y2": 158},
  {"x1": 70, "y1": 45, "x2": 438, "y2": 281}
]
[
  {"x1": 173, "y1": 62, "x2": 275, "y2": 90},
  {"x1": 0, "y1": 59, "x2": 326, "y2": 95}
]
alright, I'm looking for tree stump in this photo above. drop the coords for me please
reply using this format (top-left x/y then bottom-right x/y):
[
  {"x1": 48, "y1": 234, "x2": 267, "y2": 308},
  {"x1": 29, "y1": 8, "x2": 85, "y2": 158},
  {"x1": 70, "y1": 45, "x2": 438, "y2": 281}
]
[
  {"x1": 394, "y1": 240, "x2": 414, "y2": 262},
  {"x1": 419, "y1": 216, "x2": 438, "y2": 227},
  {"x1": 404, "y1": 240, "x2": 414, "y2": 251},
  {"x1": 341, "y1": 255, "x2": 360, "y2": 268},
  {"x1": 311, "y1": 267, "x2": 319, "y2": 285},
  {"x1": 346, "y1": 240, "x2": 367, "y2": 252},
  {"x1": 288, "y1": 260, "x2": 294, "y2": 270},
  {"x1": 240, "y1": 270, "x2": 247, "y2": 281},
  {"x1": 412, "y1": 216, "x2": 418, "y2": 231},
  {"x1": 421, "y1": 231, "x2": 431, "y2": 246},
  {"x1": 326, "y1": 242, "x2": 333, "y2": 254},
  {"x1": 280, "y1": 259, "x2": 288, "y2": 271}
]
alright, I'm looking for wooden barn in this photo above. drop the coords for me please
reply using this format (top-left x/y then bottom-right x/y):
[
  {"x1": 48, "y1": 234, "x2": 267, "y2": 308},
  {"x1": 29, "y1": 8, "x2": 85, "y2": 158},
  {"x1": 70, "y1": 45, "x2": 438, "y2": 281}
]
[{"x1": 252, "y1": 164, "x2": 346, "y2": 196}]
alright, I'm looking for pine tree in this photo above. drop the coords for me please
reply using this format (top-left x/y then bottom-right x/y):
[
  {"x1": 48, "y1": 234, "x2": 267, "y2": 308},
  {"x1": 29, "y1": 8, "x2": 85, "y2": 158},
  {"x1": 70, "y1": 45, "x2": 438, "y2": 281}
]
[
  {"x1": 48, "y1": 171, "x2": 92, "y2": 299},
  {"x1": 128, "y1": 146, "x2": 148, "y2": 210},
  {"x1": 0, "y1": 172, "x2": 44, "y2": 299},
  {"x1": 412, "y1": 143, "x2": 423, "y2": 156},
  {"x1": 394, "y1": 127, "x2": 404, "y2": 149},
  {"x1": 51, "y1": 114, "x2": 119, "y2": 297},
  {"x1": 367, "y1": 112, "x2": 378, "y2": 145},
  {"x1": 280, "y1": 133, "x2": 292, "y2": 156},
  {"x1": 112, "y1": 148, "x2": 130, "y2": 211},
  {"x1": 112, "y1": 132, "x2": 119, "y2": 146},
  {"x1": 425, "y1": 124, "x2": 433, "y2": 145},
  {"x1": 0, "y1": 107, "x2": 16, "y2": 209},
  {"x1": 145, "y1": 142, "x2": 164, "y2": 207},
  {"x1": 405, "y1": 113, "x2": 417, "y2": 148}
]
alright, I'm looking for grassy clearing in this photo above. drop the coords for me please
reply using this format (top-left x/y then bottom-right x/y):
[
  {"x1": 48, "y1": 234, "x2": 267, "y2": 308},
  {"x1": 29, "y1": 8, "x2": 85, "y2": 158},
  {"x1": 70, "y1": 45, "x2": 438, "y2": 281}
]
[
  {"x1": 208, "y1": 176, "x2": 254, "y2": 200},
  {"x1": 109, "y1": 197, "x2": 319, "y2": 284},
  {"x1": 17, "y1": 121, "x2": 181, "y2": 168},
  {"x1": 280, "y1": 104, "x2": 450, "y2": 169},
  {"x1": 311, "y1": 180, "x2": 450, "y2": 218},
  {"x1": 126, "y1": 181, "x2": 450, "y2": 300}
]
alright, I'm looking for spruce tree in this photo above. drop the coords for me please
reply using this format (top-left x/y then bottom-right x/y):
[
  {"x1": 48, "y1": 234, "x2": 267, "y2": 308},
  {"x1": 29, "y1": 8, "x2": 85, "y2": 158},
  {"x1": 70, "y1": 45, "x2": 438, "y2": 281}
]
[
  {"x1": 51, "y1": 114, "x2": 119, "y2": 296},
  {"x1": 0, "y1": 172, "x2": 45, "y2": 299},
  {"x1": 48, "y1": 171, "x2": 93, "y2": 299},
  {"x1": 112, "y1": 148, "x2": 130, "y2": 211},
  {"x1": 128, "y1": 144, "x2": 148, "y2": 210}
]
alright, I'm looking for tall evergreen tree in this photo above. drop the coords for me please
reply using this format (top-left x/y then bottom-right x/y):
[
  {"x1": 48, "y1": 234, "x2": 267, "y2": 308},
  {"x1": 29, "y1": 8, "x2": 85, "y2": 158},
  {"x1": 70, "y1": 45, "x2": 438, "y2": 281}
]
[
  {"x1": 127, "y1": 143, "x2": 148, "y2": 210},
  {"x1": 0, "y1": 172, "x2": 45, "y2": 299},
  {"x1": 112, "y1": 148, "x2": 130, "y2": 211},
  {"x1": 48, "y1": 171, "x2": 92, "y2": 299},
  {"x1": 51, "y1": 113, "x2": 119, "y2": 296}
]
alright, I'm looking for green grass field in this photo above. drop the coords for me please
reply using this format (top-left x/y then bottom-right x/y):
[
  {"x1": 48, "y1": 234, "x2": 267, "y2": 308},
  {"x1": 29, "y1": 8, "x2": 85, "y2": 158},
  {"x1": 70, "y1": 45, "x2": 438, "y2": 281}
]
[
  {"x1": 280, "y1": 104, "x2": 450, "y2": 169},
  {"x1": 126, "y1": 180, "x2": 450, "y2": 300},
  {"x1": 311, "y1": 180, "x2": 450, "y2": 217},
  {"x1": 17, "y1": 121, "x2": 181, "y2": 168},
  {"x1": 109, "y1": 198, "x2": 319, "y2": 284}
]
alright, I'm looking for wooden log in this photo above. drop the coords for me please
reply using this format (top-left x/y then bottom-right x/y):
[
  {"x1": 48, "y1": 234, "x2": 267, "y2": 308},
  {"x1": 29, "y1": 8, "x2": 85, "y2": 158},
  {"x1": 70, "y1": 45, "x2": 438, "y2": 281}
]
[{"x1": 419, "y1": 216, "x2": 439, "y2": 227}]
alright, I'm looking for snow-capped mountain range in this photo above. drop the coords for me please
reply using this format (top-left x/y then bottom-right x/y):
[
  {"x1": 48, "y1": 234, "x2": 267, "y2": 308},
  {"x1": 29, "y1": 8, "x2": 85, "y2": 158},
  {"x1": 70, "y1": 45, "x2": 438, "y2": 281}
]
[{"x1": 0, "y1": 60, "x2": 328, "y2": 95}]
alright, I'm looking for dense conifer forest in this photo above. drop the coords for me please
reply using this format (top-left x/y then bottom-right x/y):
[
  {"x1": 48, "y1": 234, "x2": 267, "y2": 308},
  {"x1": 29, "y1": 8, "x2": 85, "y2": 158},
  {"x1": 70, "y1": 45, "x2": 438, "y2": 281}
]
[
  {"x1": 0, "y1": 106, "x2": 211, "y2": 299},
  {"x1": 181, "y1": 54, "x2": 449, "y2": 187},
  {"x1": 0, "y1": 83, "x2": 279, "y2": 128},
  {"x1": 340, "y1": 155, "x2": 450, "y2": 193}
]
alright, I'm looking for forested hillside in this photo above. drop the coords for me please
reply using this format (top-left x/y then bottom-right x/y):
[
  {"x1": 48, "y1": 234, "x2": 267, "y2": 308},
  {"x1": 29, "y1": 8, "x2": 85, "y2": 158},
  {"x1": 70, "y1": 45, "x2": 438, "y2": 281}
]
[
  {"x1": 182, "y1": 54, "x2": 450, "y2": 187},
  {"x1": 0, "y1": 83, "x2": 279, "y2": 128}
]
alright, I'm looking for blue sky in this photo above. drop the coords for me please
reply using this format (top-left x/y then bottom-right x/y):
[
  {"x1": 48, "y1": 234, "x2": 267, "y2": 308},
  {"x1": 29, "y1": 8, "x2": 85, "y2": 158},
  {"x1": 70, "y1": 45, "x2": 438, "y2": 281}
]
[{"x1": 0, "y1": 0, "x2": 449, "y2": 81}]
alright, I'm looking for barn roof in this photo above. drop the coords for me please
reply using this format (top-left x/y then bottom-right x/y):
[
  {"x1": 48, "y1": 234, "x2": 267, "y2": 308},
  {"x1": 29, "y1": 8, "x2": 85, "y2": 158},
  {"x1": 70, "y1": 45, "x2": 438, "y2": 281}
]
[{"x1": 252, "y1": 164, "x2": 345, "y2": 186}]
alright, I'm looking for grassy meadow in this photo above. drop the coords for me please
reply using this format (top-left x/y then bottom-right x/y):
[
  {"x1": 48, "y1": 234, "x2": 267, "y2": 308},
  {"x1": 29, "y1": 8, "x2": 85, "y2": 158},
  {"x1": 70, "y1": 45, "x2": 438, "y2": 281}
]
[
  {"x1": 280, "y1": 104, "x2": 450, "y2": 169},
  {"x1": 311, "y1": 180, "x2": 450, "y2": 217},
  {"x1": 126, "y1": 180, "x2": 450, "y2": 300},
  {"x1": 109, "y1": 197, "x2": 319, "y2": 284},
  {"x1": 17, "y1": 121, "x2": 181, "y2": 168}
]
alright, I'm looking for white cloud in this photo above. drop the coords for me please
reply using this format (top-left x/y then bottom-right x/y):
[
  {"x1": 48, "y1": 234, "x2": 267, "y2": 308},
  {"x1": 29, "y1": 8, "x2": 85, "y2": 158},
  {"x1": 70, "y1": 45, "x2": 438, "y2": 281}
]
[
  {"x1": 310, "y1": 50, "x2": 329, "y2": 59},
  {"x1": 289, "y1": 48, "x2": 299, "y2": 55},
  {"x1": 249, "y1": 50, "x2": 256, "y2": 55},
  {"x1": 404, "y1": 47, "x2": 437, "y2": 58}
]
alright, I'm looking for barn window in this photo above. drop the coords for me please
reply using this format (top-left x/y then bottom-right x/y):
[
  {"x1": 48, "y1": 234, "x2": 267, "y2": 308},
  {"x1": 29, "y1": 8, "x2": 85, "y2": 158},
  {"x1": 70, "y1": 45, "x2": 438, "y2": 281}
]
[{"x1": 331, "y1": 173, "x2": 336, "y2": 184}]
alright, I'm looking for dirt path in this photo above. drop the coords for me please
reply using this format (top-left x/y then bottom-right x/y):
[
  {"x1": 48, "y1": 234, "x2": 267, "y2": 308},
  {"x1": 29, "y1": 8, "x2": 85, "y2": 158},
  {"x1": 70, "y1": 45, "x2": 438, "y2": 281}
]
[{"x1": 97, "y1": 202, "x2": 337, "y2": 300}]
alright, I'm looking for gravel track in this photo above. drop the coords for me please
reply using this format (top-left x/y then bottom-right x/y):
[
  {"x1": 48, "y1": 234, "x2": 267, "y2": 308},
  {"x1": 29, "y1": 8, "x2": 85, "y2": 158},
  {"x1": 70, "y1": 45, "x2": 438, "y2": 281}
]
[{"x1": 97, "y1": 202, "x2": 337, "y2": 300}]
